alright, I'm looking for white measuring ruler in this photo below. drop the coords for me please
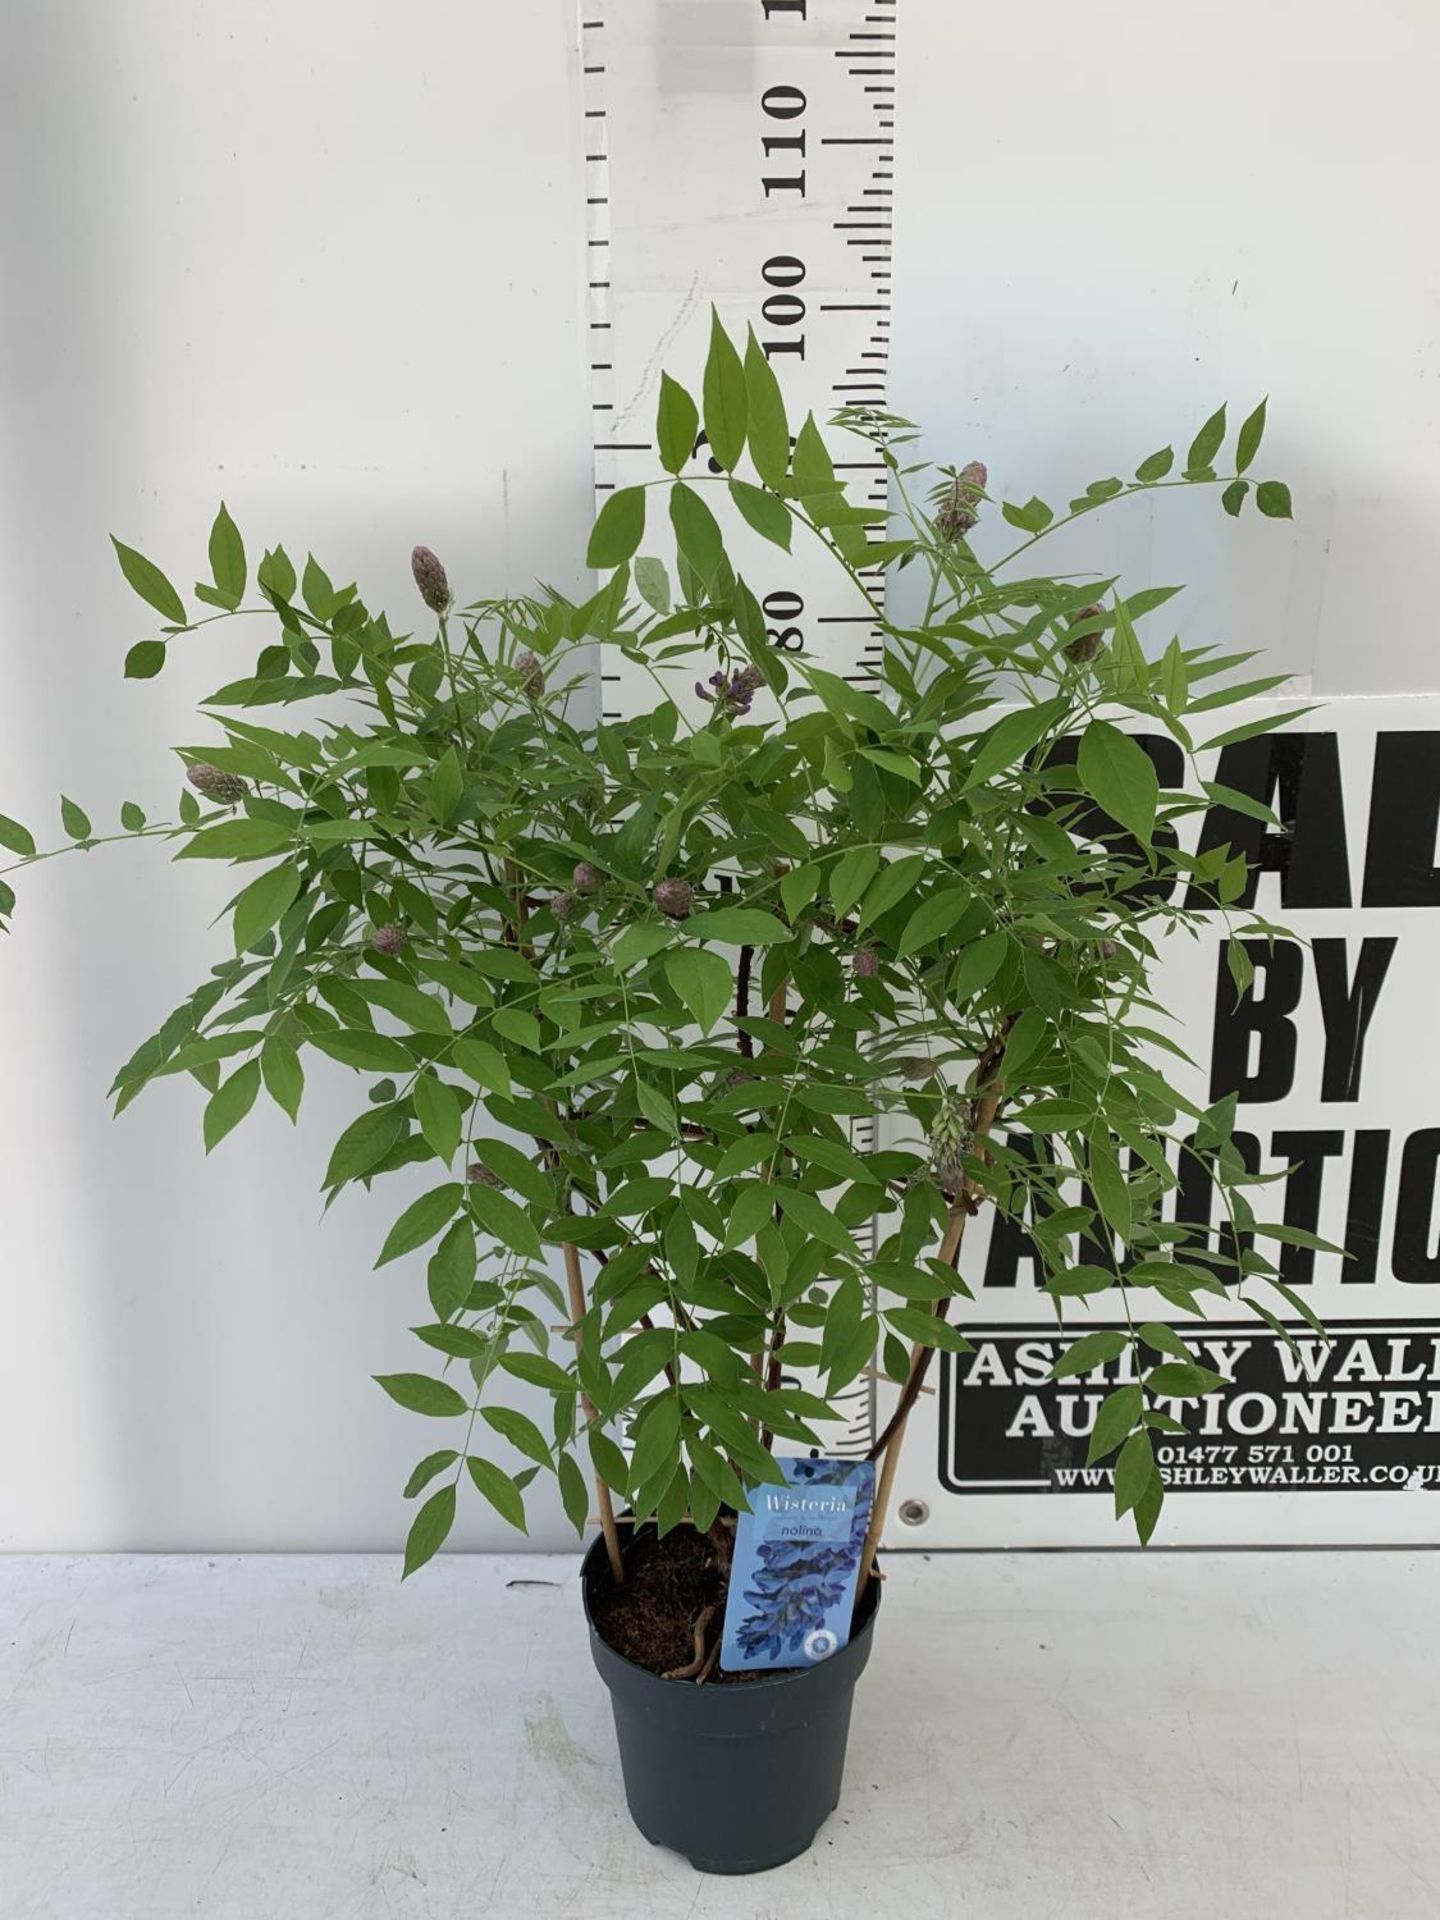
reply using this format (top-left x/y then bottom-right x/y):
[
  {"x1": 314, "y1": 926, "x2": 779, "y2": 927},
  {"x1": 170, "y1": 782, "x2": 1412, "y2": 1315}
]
[{"x1": 579, "y1": 0, "x2": 902, "y2": 1456}]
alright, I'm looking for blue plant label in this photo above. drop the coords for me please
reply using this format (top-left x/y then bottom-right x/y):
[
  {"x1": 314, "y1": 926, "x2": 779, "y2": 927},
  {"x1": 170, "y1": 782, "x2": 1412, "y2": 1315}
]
[{"x1": 720, "y1": 1454, "x2": 875, "y2": 1671}]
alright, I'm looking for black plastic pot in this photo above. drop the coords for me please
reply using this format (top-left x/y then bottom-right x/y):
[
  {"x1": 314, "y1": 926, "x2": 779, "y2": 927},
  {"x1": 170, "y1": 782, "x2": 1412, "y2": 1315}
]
[{"x1": 581, "y1": 1530, "x2": 881, "y2": 1874}]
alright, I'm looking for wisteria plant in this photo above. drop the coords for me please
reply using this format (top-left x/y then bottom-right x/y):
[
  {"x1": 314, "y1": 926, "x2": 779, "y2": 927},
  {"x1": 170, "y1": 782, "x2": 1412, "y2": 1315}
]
[{"x1": 0, "y1": 314, "x2": 1314, "y2": 1596}]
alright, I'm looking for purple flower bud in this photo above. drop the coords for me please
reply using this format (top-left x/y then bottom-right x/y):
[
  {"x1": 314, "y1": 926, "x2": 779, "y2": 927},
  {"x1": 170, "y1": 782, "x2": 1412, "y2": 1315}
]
[
  {"x1": 551, "y1": 890, "x2": 576, "y2": 923},
  {"x1": 1064, "y1": 605, "x2": 1106, "y2": 665},
  {"x1": 411, "y1": 545, "x2": 452, "y2": 615},
  {"x1": 653, "y1": 877, "x2": 695, "y2": 921},
  {"x1": 935, "y1": 460, "x2": 989, "y2": 543},
  {"x1": 853, "y1": 946, "x2": 880, "y2": 979},
  {"x1": 573, "y1": 860, "x2": 604, "y2": 895},
  {"x1": 371, "y1": 922, "x2": 407, "y2": 956},
  {"x1": 186, "y1": 762, "x2": 248, "y2": 805},
  {"x1": 516, "y1": 649, "x2": 544, "y2": 698}
]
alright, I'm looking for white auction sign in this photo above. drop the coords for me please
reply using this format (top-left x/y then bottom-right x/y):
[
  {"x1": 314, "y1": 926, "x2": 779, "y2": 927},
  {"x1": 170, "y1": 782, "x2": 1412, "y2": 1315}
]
[{"x1": 890, "y1": 696, "x2": 1440, "y2": 1547}]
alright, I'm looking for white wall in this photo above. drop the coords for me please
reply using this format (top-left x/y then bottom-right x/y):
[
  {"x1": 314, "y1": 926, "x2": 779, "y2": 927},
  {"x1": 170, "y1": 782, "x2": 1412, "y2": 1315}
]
[
  {"x1": 0, "y1": 0, "x2": 592, "y2": 1549},
  {"x1": 3, "y1": 0, "x2": 1437, "y2": 1553},
  {"x1": 891, "y1": 0, "x2": 1440, "y2": 697}
]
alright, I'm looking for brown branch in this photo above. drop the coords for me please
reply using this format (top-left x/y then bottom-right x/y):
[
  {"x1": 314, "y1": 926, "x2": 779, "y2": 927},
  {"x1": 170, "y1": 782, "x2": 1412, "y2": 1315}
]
[
  {"x1": 857, "y1": 1017, "x2": 1018, "y2": 1592},
  {"x1": 661, "y1": 1603, "x2": 717, "y2": 1680},
  {"x1": 735, "y1": 944, "x2": 755, "y2": 1058}
]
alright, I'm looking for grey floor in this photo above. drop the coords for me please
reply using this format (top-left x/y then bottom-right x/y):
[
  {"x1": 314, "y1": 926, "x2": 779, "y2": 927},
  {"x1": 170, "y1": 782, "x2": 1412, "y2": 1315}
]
[{"x1": 2, "y1": 1550, "x2": 1437, "y2": 1918}]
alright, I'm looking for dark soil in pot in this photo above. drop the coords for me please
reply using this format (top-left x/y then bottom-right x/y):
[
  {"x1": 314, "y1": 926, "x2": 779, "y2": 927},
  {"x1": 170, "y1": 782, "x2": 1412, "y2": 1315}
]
[{"x1": 582, "y1": 1521, "x2": 881, "y2": 1873}]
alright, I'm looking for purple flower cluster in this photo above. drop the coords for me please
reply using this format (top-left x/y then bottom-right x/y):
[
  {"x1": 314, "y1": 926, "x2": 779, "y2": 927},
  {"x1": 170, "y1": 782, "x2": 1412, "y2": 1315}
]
[
  {"x1": 731, "y1": 1458, "x2": 872, "y2": 1663},
  {"x1": 695, "y1": 663, "x2": 765, "y2": 715}
]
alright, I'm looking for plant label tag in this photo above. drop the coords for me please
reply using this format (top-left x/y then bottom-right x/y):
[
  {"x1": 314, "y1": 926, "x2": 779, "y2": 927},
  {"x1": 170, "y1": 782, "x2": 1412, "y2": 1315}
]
[{"x1": 719, "y1": 1455, "x2": 875, "y2": 1671}]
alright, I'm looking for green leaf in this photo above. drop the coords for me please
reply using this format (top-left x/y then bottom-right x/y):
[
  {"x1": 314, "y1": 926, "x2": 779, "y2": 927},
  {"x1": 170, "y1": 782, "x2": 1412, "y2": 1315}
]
[
  {"x1": 1087, "y1": 1385, "x2": 1142, "y2": 1466},
  {"x1": 1088, "y1": 1133, "x2": 1132, "y2": 1242},
  {"x1": 502, "y1": 1352, "x2": 578, "y2": 1395},
  {"x1": 558, "y1": 1451, "x2": 589, "y2": 1536},
  {"x1": 124, "y1": 640, "x2": 167, "y2": 680},
  {"x1": 665, "y1": 947, "x2": 732, "y2": 1034},
  {"x1": 1161, "y1": 637, "x2": 1189, "y2": 711},
  {"x1": 1049, "y1": 1330, "x2": 1127, "y2": 1379},
  {"x1": 177, "y1": 818, "x2": 293, "y2": 859},
  {"x1": 59, "y1": 796, "x2": 92, "y2": 840},
  {"x1": 1134, "y1": 447, "x2": 1174, "y2": 483},
  {"x1": 120, "y1": 802, "x2": 146, "y2": 832},
  {"x1": 1140, "y1": 1322, "x2": 1193, "y2": 1360},
  {"x1": 792, "y1": 412, "x2": 835, "y2": 488},
  {"x1": 403, "y1": 1483, "x2": 456, "y2": 1577},
  {"x1": 257, "y1": 546, "x2": 297, "y2": 603},
  {"x1": 728, "y1": 478, "x2": 792, "y2": 551},
  {"x1": 852, "y1": 854, "x2": 922, "y2": 929},
  {"x1": 963, "y1": 698, "x2": 1066, "y2": 789},
  {"x1": 376, "y1": 1372, "x2": 469, "y2": 1418},
  {"x1": 634, "y1": 1080, "x2": 678, "y2": 1137},
  {"x1": 260, "y1": 1035, "x2": 303, "y2": 1122},
  {"x1": 1001, "y1": 496, "x2": 1052, "y2": 534},
  {"x1": 481, "y1": 1405, "x2": 552, "y2": 1468},
  {"x1": 885, "y1": 1307, "x2": 971, "y2": 1352},
  {"x1": 1134, "y1": 1469, "x2": 1164, "y2": 1546},
  {"x1": 1046, "y1": 1264, "x2": 1116, "y2": 1298},
  {"x1": 427, "y1": 1221, "x2": 476, "y2": 1321},
  {"x1": 428, "y1": 745, "x2": 463, "y2": 826},
  {"x1": 1147, "y1": 1362, "x2": 1226, "y2": 1399},
  {"x1": 358, "y1": 980, "x2": 452, "y2": 1036},
  {"x1": 669, "y1": 482, "x2": 725, "y2": 588},
  {"x1": 1221, "y1": 480, "x2": 1249, "y2": 518},
  {"x1": 208, "y1": 502, "x2": 247, "y2": 601},
  {"x1": 375, "y1": 1184, "x2": 464, "y2": 1267},
  {"x1": 586, "y1": 486, "x2": 646, "y2": 569},
  {"x1": 0, "y1": 813, "x2": 37, "y2": 858},
  {"x1": 702, "y1": 308, "x2": 748, "y2": 472},
  {"x1": 1076, "y1": 720, "x2": 1157, "y2": 843},
  {"x1": 323, "y1": 1107, "x2": 407, "y2": 1186},
  {"x1": 1185, "y1": 405, "x2": 1227, "y2": 475},
  {"x1": 634, "y1": 556, "x2": 671, "y2": 615},
  {"x1": 231, "y1": 861, "x2": 303, "y2": 951},
  {"x1": 656, "y1": 372, "x2": 700, "y2": 476},
  {"x1": 1235, "y1": 398, "x2": 1267, "y2": 475},
  {"x1": 611, "y1": 922, "x2": 673, "y2": 971},
  {"x1": 469, "y1": 1182, "x2": 542, "y2": 1259},
  {"x1": 301, "y1": 555, "x2": 337, "y2": 619},
  {"x1": 896, "y1": 886, "x2": 973, "y2": 959},
  {"x1": 950, "y1": 927, "x2": 1008, "y2": 1000},
  {"x1": 310, "y1": 1029, "x2": 416, "y2": 1074},
  {"x1": 111, "y1": 537, "x2": 187, "y2": 625},
  {"x1": 203, "y1": 1059, "x2": 261, "y2": 1152},
  {"x1": 1256, "y1": 480, "x2": 1292, "y2": 520},
  {"x1": 1114, "y1": 1428, "x2": 1155, "y2": 1519},
  {"x1": 830, "y1": 845, "x2": 879, "y2": 916},
  {"x1": 413, "y1": 1073, "x2": 462, "y2": 1163},
  {"x1": 467, "y1": 1455, "x2": 528, "y2": 1531},
  {"x1": 776, "y1": 1186, "x2": 858, "y2": 1255},
  {"x1": 743, "y1": 327, "x2": 789, "y2": 486},
  {"x1": 690, "y1": 906, "x2": 791, "y2": 945},
  {"x1": 451, "y1": 1038, "x2": 512, "y2": 1097},
  {"x1": 630, "y1": 1395, "x2": 682, "y2": 1491},
  {"x1": 404, "y1": 1449, "x2": 459, "y2": 1499},
  {"x1": 1226, "y1": 936, "x2": 1255, "y2": 998}
]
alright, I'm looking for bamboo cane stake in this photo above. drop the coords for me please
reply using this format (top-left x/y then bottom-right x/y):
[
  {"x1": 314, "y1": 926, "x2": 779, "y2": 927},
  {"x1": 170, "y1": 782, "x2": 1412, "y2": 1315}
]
[{"x1": 563, "y1": 1239, "x2": 625, "y2": 1584}]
